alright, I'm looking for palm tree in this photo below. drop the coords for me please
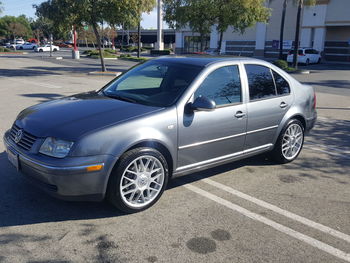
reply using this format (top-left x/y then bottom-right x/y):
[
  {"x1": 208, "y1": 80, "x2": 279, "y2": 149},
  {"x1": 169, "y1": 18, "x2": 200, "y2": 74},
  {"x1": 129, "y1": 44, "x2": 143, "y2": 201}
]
[{"x1": 292, "y1": 0, "x2": 316, "y2": 68}]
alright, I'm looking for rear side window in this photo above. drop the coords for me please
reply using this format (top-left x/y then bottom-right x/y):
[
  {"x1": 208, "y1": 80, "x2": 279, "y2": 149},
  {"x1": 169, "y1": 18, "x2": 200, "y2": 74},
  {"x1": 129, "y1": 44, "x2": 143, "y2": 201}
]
[
  {"x1": 305, "y1": 49, "x2": 313, "y2": 54},
  {"x1": 195, "y1": 65, "x2": 241, "y2": 106},
  {"x1": 245, "y1": 65, "x2": 276, "y2": 101},
  {"x1": 272, "y1": 70, "x2": 290, "y2": 95}
]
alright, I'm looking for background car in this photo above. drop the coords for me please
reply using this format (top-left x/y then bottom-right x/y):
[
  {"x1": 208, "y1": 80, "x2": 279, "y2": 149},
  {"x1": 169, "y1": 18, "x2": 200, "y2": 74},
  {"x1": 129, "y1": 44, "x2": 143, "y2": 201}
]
[
  {"x1": 287, "y1": 48, "x2": 321, "y2": 65},
  {"x1": 17, "y1": 42, "x2": 38, "y2": 50},
  {"x1": 35, "y1": 44, "x2": 60, "y2": 52}
]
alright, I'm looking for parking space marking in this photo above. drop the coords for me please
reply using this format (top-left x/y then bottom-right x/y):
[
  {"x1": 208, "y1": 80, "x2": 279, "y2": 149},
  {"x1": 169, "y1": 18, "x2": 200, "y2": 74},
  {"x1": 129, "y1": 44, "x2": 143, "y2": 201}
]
[
  {"x1": 185, "y1": 184, "x2": 350, "y2": 262},
  {"x1": 202, "y1": 178, "x2": 350, "y2": 243}
]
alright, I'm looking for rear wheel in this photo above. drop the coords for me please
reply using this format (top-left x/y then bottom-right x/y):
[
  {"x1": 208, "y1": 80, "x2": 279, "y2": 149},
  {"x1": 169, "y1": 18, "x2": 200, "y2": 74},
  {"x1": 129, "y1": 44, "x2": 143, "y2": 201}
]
[
  {"x1": 305, "y1": 59, "x2": 310, "y2": 65},
  {"x1": 107, "y1": 147, "x2": 169, "y2": 213},
  {"x1": 271, "y1": 119, "x2": 304, "y2": 164}
]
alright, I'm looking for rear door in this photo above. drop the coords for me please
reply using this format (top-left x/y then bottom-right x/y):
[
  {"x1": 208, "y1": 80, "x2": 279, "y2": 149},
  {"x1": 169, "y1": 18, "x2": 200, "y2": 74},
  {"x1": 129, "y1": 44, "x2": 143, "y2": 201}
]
[{"x1": 243, "y1": 64, "x2": 293, "y2": 150}]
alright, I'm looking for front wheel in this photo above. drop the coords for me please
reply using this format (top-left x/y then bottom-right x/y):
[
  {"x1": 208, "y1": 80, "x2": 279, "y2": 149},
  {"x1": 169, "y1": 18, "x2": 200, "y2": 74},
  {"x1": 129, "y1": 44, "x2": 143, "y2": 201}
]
[
  {"x1": 107, "y1": 147, "x2": 169, "y2": 213},
  {"x1": 271, "y1": 119, "x2": 305, "y2": 164}
]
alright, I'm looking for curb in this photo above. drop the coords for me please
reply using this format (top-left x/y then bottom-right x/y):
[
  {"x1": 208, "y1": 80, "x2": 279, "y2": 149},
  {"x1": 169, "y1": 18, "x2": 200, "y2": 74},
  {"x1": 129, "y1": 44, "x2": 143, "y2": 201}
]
[{"x1": 88, "y1": 71, "x2": 122, "y2": 76}]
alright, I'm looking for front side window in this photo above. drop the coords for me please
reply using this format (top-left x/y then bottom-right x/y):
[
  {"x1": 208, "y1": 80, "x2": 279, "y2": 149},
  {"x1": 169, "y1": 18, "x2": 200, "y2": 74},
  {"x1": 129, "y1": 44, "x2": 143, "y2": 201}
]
[
  {"x1": 194, "y1": 65, "x2": 242, "y2": 106},
  {"x1": 103, "y1": 61, "x2": 203, "y2": 107},
  {"x1": 245, "y1": 65, "x2": 276, "y2": 101}
]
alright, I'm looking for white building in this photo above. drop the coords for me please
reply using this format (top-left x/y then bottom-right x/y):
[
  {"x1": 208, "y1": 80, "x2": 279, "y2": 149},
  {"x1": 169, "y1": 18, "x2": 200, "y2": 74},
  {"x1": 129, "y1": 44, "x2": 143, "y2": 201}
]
[{"x1": 175, "y1": 0, "x2": 350, "y2": 62}]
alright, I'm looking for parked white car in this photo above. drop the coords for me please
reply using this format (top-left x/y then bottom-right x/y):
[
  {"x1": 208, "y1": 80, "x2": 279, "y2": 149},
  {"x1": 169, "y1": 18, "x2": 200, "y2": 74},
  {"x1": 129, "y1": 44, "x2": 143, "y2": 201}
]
[
  {"x1": 18, "y1": 42, "x2": 38, "y2": 50},
  {"x1": 35, "y1": 45, "x2": 60, "y2": 52},
  {"x1": 287, "y1": 48, "x2": 321, "y2": 65}
]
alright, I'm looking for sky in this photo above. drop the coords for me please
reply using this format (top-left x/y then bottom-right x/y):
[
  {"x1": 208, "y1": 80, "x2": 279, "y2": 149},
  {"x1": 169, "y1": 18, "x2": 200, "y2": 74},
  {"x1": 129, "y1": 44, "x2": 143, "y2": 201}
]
[{"x1": 1, "y1": 0, "x2": 160, "y2": 29}]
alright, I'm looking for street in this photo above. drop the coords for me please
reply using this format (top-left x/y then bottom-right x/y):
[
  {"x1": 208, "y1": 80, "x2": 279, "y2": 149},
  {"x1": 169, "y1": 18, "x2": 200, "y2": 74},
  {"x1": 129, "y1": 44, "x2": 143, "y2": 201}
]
[{"x1": 0, "y1": 55, "x2": 349, "y2": 263}]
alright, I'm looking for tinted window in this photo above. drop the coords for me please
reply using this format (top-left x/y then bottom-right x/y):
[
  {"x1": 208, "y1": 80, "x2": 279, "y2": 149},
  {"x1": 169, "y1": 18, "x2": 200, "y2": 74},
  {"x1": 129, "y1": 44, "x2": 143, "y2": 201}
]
[
  {"x1": 245, "y1": 65, "x2": 276, "y2": 100},
  {"x1": 298, "y1": 49, "x2": 304, "y2": 55},
  {"x1": 305, "y1": 49, "x2": 313, "y2": 54},
  {"x1": 272, "y1": 70, "x2": 290, "y2": 95},
  {"x1": 195, "y1": 65, "x2": 241, "y2": 106}
]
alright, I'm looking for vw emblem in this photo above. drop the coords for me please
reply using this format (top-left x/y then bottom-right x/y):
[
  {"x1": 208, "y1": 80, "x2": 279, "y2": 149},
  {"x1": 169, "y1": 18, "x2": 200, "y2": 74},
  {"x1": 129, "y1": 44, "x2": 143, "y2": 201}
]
[{"x1": 14, "y1": 129, "x2": 23, "y2": 144}]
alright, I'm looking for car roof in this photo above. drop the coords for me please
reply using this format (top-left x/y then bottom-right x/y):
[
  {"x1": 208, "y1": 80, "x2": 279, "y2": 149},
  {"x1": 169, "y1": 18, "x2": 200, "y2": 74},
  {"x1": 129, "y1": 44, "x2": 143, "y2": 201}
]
[{"x1": 153, "y1": 56, "x2": 265, "y2": 67}]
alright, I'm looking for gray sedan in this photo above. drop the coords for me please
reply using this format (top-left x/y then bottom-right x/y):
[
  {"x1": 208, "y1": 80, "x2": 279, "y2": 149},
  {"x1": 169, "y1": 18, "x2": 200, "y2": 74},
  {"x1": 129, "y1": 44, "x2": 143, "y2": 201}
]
[{"x1": 4, "y1": 57, "x2": 317, "y2": 212}]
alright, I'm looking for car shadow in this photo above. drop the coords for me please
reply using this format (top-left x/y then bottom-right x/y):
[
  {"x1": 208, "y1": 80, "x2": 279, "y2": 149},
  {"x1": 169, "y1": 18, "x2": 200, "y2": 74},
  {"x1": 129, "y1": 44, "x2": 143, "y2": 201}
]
[
  {"x1": 0, "y1": 150, "x2": 272, "y2": 228},
  {"x1": 0, "y1": 69, "x2": 61, "y2": 77},
  {"x1": 0, "y1": 151, "x2": 124, "y2": 228}
]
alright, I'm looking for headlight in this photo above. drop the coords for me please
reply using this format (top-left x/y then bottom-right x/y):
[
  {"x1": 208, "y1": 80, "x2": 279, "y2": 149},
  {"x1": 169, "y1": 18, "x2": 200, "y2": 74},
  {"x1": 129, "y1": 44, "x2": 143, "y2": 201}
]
[{"x1": 39, "y1": 137, "x2": 74, "y2": 158}]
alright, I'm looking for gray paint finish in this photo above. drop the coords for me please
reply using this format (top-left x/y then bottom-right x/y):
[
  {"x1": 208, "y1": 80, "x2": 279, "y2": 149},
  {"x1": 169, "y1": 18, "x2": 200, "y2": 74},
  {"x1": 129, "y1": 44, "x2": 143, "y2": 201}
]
[{"x1": 3, "y1": 57, "x2": 317, "y2": 200}]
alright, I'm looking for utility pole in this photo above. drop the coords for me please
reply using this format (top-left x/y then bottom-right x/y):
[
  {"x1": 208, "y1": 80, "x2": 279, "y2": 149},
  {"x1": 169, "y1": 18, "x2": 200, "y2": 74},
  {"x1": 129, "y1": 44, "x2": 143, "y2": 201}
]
[
  {"x1": 293, "y1": 0, "x2": 303, "y2": 69},
  {"x1": 156, "y1": 0, "x2": 164, "y2": 50}
]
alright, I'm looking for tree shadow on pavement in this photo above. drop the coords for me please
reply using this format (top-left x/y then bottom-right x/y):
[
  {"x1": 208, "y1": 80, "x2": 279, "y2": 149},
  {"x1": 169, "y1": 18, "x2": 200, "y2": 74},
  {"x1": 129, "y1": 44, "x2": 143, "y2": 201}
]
[{"x1": 0, "y1": 69, "x2": 61, "y2": 77}]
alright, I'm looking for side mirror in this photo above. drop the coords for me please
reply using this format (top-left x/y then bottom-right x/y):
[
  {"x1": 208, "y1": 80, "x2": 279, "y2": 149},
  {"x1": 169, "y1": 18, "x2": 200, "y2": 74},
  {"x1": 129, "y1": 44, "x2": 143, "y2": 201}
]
[{"x1": 190, "y1": 96, "x2": 216, "y2": 111}]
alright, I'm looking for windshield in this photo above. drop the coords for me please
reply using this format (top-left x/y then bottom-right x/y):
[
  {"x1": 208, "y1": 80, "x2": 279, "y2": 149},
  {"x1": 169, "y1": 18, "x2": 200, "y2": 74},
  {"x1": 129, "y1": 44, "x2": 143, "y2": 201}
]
[{"x1": 102, "y1": 60, "x2": 203, "y2": 107}]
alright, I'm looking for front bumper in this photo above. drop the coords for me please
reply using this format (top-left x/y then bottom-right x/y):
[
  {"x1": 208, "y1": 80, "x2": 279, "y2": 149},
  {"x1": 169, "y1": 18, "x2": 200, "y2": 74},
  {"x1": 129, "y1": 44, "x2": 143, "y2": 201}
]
[{"x1": 3, "y1": 131, "x2": 116, "y2": 201}]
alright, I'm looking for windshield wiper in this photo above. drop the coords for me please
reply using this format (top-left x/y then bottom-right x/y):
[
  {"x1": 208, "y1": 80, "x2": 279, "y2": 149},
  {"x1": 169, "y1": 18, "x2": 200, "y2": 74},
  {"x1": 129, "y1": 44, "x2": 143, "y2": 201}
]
[{"x1": 103, "y1": 92, "x2": 137, "y2": 103}]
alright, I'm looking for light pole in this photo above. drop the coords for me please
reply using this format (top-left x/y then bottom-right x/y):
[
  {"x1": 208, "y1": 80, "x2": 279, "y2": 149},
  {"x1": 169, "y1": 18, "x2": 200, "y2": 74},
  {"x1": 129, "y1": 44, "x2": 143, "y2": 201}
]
[{"x1": 156, "y1": 0, "x2": 164, "y2": 50}]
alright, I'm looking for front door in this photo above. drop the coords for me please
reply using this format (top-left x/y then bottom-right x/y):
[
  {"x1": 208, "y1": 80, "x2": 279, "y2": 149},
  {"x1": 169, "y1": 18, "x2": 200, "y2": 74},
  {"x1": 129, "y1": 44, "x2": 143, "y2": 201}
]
[{"x1": 177, "y1": 65, "x2": 247, "y2": 169}]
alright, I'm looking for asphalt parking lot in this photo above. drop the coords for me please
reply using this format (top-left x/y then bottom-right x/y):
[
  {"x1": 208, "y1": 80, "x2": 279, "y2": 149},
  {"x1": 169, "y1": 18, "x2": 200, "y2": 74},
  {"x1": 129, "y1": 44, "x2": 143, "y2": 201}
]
[{"x1": 0, "y1": 55, "x2": 349, "y2": 263}]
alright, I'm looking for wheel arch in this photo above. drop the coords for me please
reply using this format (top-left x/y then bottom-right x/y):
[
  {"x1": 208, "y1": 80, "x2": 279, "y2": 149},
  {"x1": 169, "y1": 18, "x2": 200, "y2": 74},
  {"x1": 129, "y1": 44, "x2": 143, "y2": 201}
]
[{"x1": 104, "y1": 139, "x2": 174, "y2": 198}]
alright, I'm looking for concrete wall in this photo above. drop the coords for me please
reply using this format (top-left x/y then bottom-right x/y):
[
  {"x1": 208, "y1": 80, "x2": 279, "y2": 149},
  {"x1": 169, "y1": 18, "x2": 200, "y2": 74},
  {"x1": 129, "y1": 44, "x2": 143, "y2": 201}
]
[{"x1": 326, "y1": 0, "x2": 350, "y2": 25}]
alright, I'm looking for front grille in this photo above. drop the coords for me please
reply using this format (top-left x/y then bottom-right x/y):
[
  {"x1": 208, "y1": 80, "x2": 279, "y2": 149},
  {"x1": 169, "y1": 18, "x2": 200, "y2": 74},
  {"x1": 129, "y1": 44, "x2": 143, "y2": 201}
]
[{"x1": 9, "y1": 124, "x2": 37, "y2": 151}]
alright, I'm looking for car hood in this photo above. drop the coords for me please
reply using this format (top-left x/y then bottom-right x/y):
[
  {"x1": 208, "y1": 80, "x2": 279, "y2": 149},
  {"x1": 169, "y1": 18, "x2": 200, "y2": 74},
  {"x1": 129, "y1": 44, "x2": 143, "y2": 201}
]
[{"x1": 15, "y1": 92, "x2": 163, "y2": 141}]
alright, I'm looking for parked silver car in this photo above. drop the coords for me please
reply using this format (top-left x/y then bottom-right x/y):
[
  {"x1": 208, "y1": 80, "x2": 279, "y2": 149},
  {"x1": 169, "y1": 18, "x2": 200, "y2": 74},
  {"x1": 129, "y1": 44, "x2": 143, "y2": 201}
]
[{"x1": 4, "y1": 57, "x2": 317, "y2": 212}]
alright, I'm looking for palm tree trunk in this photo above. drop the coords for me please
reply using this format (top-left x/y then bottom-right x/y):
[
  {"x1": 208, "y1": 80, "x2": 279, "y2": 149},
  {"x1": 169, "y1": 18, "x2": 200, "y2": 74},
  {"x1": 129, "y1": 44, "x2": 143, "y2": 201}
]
[
  {"x1": 279, "y1": 0, "x2": 287, "y2": 60},
  {"x1": 137, "y1": 20, "x2": 141, "y2": 58},
  {"x1": 292, "y1": 0, "x2": 303, "y2": 69},
  {"x1": 218, "y1": 31, "x2": 223, "y2": 54}
]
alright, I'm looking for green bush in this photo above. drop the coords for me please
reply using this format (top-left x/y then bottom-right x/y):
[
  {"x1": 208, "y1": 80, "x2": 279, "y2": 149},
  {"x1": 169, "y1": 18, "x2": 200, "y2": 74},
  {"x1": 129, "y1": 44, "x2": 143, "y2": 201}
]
[
  {"x1": 84, "y1": 49, "x2": 117, "y2": 58},
  {"x1": 150, "y1": 49, "x2": 171, "y2": 56},
  {"x1": 0, "y1": 47, "x2": 11, "y2": 52},
  {"x1": 118, "y1": 55, "x2": 148, "y2": 62},
  {"x1": 273, "y1": 60, "x2": 289, "y2": 70}
]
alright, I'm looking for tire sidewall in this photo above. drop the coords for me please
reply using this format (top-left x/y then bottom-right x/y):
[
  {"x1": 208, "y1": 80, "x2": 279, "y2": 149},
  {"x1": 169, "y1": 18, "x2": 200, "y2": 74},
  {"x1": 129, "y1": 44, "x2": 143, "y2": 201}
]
[{"x1": 108, "y1": 147, "x2": 169, "y2": 213}]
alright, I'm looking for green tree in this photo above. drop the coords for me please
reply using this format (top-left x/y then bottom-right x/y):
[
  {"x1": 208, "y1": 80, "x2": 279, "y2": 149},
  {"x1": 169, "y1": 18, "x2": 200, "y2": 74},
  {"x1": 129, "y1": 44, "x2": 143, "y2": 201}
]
[
  {"x1": 215, "y1": 0, "x2": 270, "y2": 53},
  {"x1": 0, "y1": 15, "x2": 33, "y2": 39},
  {"x1": 164, "y1": 0, "x2": 215, "y2": 52},
  {"x1": 35, "y1": 0, "x2": 155, "y2": 72},
  {"x1": 164, "y1": 0, "x2": 269, "y2": 52}
]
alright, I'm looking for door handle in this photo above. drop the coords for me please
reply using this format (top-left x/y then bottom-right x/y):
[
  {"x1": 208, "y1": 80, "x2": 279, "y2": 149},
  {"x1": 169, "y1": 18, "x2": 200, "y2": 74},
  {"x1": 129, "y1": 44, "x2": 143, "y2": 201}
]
[
  {"x1": 280, "y1": 102, "x2": 288, "y2": 108},
  {"x1": 235, "y1": 111, "x2": 246, "y2": 118}
]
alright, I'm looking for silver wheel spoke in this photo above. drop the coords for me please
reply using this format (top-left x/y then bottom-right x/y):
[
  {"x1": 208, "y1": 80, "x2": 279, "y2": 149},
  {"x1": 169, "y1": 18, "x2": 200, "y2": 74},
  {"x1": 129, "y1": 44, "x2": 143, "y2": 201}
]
[
  {"x1": 281, "y1": 123, "x2": 303, "y2": 160},
  {"x1": 120, "y1": 155, "x2": 165, "y2": 208}
]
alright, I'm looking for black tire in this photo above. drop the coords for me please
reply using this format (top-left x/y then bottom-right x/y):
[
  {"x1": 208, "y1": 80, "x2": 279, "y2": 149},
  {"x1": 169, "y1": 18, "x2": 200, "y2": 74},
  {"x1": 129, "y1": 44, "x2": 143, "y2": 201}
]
[
  {"x1": 39, "y1": 49, "x2": 43, "y2": 52},
  {"x1": 317, "y1": 58, "x2": 321, "y2": 64},
  {"x1": 271, "y1": 119, "x2": 305, "y2": 164},
  {"x1": 107, "y1": 147, "x2": 169, "y2": 213},
  {"x1": 19, "y1": 47, "x2": 23, "y2": 50},
  {"x1": 305, "y1": 59, "x2": 310, "y2": 65},
  {"x1": 53, "y1": 48, "x2": 57, "y2": 52}
]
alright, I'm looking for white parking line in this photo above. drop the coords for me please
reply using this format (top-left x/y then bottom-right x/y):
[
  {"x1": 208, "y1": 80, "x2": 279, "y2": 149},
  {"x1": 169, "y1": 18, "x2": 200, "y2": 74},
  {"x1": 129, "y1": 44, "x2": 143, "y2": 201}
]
[
  {"x1": 185, "y1": 184, "x2": 350, "y2": 262},
  {"x1": 202, "y1": 178, "x2": 350, "y2": 243}
]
